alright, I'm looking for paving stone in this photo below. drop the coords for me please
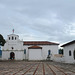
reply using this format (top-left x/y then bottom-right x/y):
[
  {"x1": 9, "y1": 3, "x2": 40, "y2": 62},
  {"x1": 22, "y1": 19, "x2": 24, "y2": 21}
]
[{"x1": 0, "y1": 61, "x2": 75, "y2": 75}]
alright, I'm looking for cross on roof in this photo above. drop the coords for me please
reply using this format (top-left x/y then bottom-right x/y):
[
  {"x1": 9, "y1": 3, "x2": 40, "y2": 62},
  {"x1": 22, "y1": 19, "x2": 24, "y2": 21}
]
[{"x1": 12, "y1": 29, "x2": 14, "y2": 34}]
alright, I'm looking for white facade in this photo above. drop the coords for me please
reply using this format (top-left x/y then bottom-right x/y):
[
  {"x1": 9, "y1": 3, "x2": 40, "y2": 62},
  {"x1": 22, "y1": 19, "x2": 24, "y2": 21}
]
[
  {"x1": 61, "y1": 40, "x2": 75, "y2": 63},
  {"x1": 2, "y1": 33, "x2": 59, "y2": 60},
  {"x1": 2, "y1": 34, "x2": 24, "y2": 60},
  {"x1": 23, "y1": 45, "x2": 58, "y2": 60}
]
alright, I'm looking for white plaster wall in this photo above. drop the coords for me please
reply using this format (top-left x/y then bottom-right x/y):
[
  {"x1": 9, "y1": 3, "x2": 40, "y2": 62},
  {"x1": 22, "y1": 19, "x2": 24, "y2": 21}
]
[
  {"x1": 2, "y1": 51, "x2": 24, "y2": 60},
  {"x1": 63, "y1": 43, "x2": 75, "y2": 63},
  {"x1": 3, "y1": 34, "x2": 23, "y2": 50},
  {"x1": 2, "y1": 44, "x2": 58, "y2": 60},
  {"x1": 2, "y1": 34, "x2": 24, "y2": 60},
  {"x1": 2, "y1": 34, "x2": 59, "y2": 60},
  {"x1": 23, "y1": 45, "x2": 58, "y2": 60},
  {"x1": 41, "y1": 45, "x2": 58, "y2": 60},
  {"x1": 3, "y1": 41, "x2": 23, "y2": 50},
  {"x1": 14, "y1": 51, "x2": 24, "y2": 60},
  {"x1": 2, "y1": 51, "x2": 10, "y2": 60}
]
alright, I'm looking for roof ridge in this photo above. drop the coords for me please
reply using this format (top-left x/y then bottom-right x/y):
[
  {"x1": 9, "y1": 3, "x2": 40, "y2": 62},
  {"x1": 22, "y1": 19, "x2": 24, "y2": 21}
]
[
  {"x1": 61, "y1": 40, "x2": 75, "y2": 47},
  {"x1": 23, "y1": 41, "x2": 59, "y2": 45}
]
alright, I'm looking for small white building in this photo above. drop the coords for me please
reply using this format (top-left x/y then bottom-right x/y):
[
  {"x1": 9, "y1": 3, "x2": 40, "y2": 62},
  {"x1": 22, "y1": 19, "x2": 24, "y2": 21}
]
[
  {"x1": 61, "y1": 40, "x2": 75, "y2": 63},
  {"x1": 2, "y1": 33, "x2": 59, "y2": 60}
]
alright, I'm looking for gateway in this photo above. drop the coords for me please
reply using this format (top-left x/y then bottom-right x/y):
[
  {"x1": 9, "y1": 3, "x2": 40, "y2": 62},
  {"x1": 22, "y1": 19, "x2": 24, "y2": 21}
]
[{"x1": 28, "y1": 46, "x2": 42, "y2": 60}]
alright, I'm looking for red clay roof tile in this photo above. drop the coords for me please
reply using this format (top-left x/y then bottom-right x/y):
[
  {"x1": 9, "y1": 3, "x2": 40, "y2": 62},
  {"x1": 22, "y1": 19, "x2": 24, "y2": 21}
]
[
  {"x1": 23, "y1": 41, "x2": 59, "y2": 45},
  {"x1": 28, "y1": 46, "x2": 42, "y2": 49}
]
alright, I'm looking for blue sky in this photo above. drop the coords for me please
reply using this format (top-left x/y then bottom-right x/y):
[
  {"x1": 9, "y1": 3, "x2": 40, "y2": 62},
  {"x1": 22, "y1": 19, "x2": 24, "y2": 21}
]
[{"x1": 0, "y1": 0, "x2": 75, "y2": 44}]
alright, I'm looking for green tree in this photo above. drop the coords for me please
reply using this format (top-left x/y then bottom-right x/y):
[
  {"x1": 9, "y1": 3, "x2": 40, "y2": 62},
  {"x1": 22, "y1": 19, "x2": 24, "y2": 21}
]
[
  {"x1": 0, "y1": 34, "x2": 6, "y2": 46},
  {"x1": 59, "y1": 49, "x2": 63, "y2": 55}
]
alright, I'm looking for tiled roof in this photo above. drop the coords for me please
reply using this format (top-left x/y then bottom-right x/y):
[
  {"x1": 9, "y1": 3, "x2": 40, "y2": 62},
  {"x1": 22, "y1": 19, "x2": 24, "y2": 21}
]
[
  {"x1": 28, "y1": 46, "x2": 42, "y2": 49},
  {"x1": 61, "y1": 40, "x2": 75, "y2": 47},
  {"x1": 23, "y1": 41, "x2": 59, "y2": 45}
]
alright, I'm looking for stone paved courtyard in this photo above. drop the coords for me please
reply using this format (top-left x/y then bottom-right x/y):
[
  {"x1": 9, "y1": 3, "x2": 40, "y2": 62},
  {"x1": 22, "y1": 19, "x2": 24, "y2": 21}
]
[{"x1": 0, "y1": 61, "x2": 75, "y2": 75}]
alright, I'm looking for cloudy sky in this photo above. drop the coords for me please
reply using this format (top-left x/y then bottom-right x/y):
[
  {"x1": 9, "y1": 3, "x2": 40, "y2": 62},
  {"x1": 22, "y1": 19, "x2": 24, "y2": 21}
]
[{"x1": 0, "y1": 0, "x2": 75, "y2": 44}]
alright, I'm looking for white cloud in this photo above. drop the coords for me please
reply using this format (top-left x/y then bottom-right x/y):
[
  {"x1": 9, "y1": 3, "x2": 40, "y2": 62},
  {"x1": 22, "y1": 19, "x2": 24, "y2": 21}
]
[{"x1": 0, "y1": 0, "x2": 75, "y2": 44}]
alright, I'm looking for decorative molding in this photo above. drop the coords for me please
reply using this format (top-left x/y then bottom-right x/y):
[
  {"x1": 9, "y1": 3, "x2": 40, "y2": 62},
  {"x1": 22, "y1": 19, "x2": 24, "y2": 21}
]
[{"x1": 2, "y1": 50, "x2": 24, "y2": 51}]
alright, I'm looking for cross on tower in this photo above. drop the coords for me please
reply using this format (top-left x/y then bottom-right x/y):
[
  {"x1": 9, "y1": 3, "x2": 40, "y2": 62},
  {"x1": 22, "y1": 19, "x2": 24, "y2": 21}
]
[{"x1": 12, "y1": 29, "x2": 14, "y2": 34}]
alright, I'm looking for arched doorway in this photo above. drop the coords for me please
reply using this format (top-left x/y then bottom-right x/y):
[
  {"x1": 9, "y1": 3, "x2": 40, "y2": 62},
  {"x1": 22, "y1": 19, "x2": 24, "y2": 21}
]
[
  {"x1": 73, "y1": 50, "x2": 75, "y2": 60},
  {"x1": 10, "y1": 52, "x2": 15, "y2": 60}
]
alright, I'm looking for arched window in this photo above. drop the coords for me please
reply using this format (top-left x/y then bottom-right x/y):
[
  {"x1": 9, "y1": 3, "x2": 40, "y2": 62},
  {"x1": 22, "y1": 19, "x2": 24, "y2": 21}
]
[
  {"x1": 48, "y1": 50, "x2": 51, "y2": 55},
  {"x1": 73, "y1": 50, "x2": 75, "y2": 60},
  {"x1": 9, "y1": 37, "x2": 10, "y2": 40},
  {"x1": 15, "y1": 37, "x2": 16, "y2": 40},
  {"x1": 69, "y1": 50, "x2": 71, "y2": 56},
  {"x1": 24, "y1": 49, "x2": 26, "y2": 54},
  {"x1": 12, "y1": 36, "x2": 14, "y2": 40},
  {"x1": 11, "y1": 47, "x2": 14, "y2": 50}
]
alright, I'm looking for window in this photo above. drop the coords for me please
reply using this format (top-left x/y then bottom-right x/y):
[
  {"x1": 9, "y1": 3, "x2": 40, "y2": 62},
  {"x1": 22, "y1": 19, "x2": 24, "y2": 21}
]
[
  {"x1": 9, "y1": 37, "x2": 10, "y2": 40},
  {"x1": 11, "y1": 47, "x2": 14, "y2": 50},
  {"x1": 24, "y1": 49, "x2": 26, "y2": 54},
  {"x1": 48, "y1": 50, "x2": 51, "y2": 55},
  {"x1": 59, "y1": 49, "x2": 63, "y2": 55},
  {"x1": 15, "y1": 37, "x2": 16, "y2": 40},
  {"x1": 0, "y1": 50, "x2": 2, "y2": 58},
  {"x1": 12, "y1": 36, "x2": 14, "y2": 40},
  {"x1": 73, "y1": 50, "x2": 75, "y2": 60},
  {"x1": 69, "y1": 50, "x2": 71, "y2": 56}
]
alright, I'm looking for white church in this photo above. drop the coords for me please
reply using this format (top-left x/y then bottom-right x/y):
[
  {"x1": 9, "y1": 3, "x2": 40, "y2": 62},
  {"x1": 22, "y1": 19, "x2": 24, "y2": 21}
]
[{"x1": 2, "y1": 33, "x2": 59, "y2": 60}]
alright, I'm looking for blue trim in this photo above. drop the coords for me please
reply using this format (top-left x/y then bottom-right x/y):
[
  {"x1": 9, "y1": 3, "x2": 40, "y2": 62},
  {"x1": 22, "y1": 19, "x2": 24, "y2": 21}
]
[
  {"x1": 0, "y1": 50, "x2": 2, "y2": 56},
  {"x1": 24, "y1": 49, "x2": 26, "y2": 54},
  {"x1": 48, "y1": 50, "x2": 51, "y2": 55}
]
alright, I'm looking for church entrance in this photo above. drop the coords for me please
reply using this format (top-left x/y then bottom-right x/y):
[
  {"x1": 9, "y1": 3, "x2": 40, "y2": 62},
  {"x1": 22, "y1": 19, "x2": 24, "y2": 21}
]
[
  {"x1": 10, "y1": 52, "x2": 15, "y2": 60},
  {"x1": 73, "y1": 50, "x2": 75, "y2": 60}
]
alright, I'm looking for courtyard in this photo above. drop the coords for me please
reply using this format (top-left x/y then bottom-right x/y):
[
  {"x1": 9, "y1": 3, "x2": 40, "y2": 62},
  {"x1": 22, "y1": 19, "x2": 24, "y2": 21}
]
[{"x1": 0, "y1": 61, "x2": 75, "y2": 75}]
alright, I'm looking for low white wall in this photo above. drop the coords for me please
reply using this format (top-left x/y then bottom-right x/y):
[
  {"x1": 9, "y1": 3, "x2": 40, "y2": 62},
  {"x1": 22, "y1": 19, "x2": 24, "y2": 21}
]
[{"x1": 53, "y1": 56, "x2": 64, "y2": 63}]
